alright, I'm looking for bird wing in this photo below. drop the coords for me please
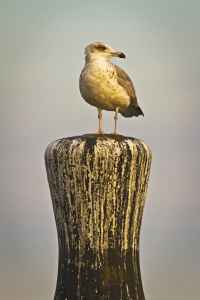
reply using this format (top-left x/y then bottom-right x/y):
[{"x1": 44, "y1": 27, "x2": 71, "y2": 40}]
[
  {"x1": 110, "y1": 63, "x2": 144, "y2": 117},
  {"x1": 110, "y1": 63, "x2": 139, "y2": 108}
]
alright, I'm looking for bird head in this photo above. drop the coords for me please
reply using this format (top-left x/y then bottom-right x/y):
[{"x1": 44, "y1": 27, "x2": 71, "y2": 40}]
[{"x1": 85, "y1": 42, "x2": 126, "y2": 62}]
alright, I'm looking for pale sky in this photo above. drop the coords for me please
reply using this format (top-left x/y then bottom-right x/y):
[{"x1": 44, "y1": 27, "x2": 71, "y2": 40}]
[{"x1": 1, "y1": 1, "x2": 200, "y2": 299}]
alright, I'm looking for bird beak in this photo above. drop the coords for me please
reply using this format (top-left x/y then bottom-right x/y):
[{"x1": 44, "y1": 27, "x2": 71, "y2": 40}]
[{"x1": 111, "y1": 52, "x2": 126, "y2": 59}]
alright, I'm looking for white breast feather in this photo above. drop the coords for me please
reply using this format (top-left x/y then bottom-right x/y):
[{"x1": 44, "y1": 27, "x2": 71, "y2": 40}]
[{"x1": 80, "y1": 61, "x2": 130, "y2": 111}]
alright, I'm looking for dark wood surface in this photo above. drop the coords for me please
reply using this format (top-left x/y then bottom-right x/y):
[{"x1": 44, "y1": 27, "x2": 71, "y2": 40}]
[{"x1": 45, "y1": 134, "x2": 152, "y2": 300}]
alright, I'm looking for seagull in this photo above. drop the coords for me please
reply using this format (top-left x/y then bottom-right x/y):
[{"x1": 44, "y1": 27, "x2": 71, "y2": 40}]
[{"x1": 79, "y1": 42, "x2": 144, "y2": 135}]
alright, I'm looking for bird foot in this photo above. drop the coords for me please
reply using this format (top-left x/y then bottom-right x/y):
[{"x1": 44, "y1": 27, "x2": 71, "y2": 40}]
[
  {"x1": 85, "y1": 131, "x2": 104, "y2": 135},
  {"x1": 84, "y1": 132, "x2": 123, "y2": 136},
  {"x1": 110, "y1": 132, "x2": 123, "y2": 136}
]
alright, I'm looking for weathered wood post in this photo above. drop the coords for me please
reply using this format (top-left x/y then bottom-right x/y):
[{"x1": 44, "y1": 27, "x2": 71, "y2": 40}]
[{"x1": 45, "y1": 134, "x2": 152, "y2": 300}]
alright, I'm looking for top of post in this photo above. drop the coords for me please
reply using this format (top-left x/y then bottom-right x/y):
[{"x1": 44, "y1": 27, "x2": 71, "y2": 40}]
[
  {"x1": 45, "y1": 134, "x2": 152, "y2": 160},
  {"x1": 49, "y1": 133, "x2": 145, "y2": 144}
]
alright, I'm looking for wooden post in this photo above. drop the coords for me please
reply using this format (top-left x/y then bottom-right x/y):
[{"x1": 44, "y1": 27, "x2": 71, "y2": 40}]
[{"x1": 45, "y1": 134, "x2": 152, "y2": 300}]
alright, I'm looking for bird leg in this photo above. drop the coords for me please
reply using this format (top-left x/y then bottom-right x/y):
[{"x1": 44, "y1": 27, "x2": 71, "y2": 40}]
[
  {"x1": 98, "y1": 109, "x2": 103, "y2": 134},
  {"x1": 88, "y1": 108, "x2": 104, "y2": 135},
  {"x1": 112, "y1": 108, "x2": 120, "y2": 135}
]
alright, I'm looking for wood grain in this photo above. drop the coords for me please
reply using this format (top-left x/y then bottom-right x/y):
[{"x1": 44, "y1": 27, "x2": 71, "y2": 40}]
[{"x1": 45, "y1": 134, "x2": 152, "y2": 300}]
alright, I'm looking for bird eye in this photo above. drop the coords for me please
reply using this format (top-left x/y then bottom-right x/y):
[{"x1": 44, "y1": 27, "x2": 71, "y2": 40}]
[{"x1": 98, "y1": 46, "x2": 106, "y2": 51}]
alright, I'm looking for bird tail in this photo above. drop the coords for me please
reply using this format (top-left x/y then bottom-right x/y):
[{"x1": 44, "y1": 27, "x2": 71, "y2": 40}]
[{"x1": 119, "y1": 106, "x2": 144, "y2": 118}]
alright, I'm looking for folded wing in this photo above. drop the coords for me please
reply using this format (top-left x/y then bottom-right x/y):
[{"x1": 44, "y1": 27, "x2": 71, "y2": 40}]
[{"x1": 111, "y1": 63, "x2": 144, "y2": 118}]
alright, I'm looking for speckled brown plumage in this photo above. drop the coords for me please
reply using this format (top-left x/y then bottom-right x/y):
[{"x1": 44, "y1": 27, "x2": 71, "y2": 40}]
[{"x1": 79, "y1": 42, "x2": 144, "y2": 134}]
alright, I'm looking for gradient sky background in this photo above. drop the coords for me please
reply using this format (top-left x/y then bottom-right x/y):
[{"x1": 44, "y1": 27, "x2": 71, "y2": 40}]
[{"x1": 1, "y1": 0, "x2": 200, "y2": 299}]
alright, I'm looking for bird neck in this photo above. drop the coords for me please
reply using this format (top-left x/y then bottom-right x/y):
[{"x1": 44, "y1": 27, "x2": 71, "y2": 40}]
[{"x1": 85, "y1": 55, "x2": 108, "y2": 64}]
